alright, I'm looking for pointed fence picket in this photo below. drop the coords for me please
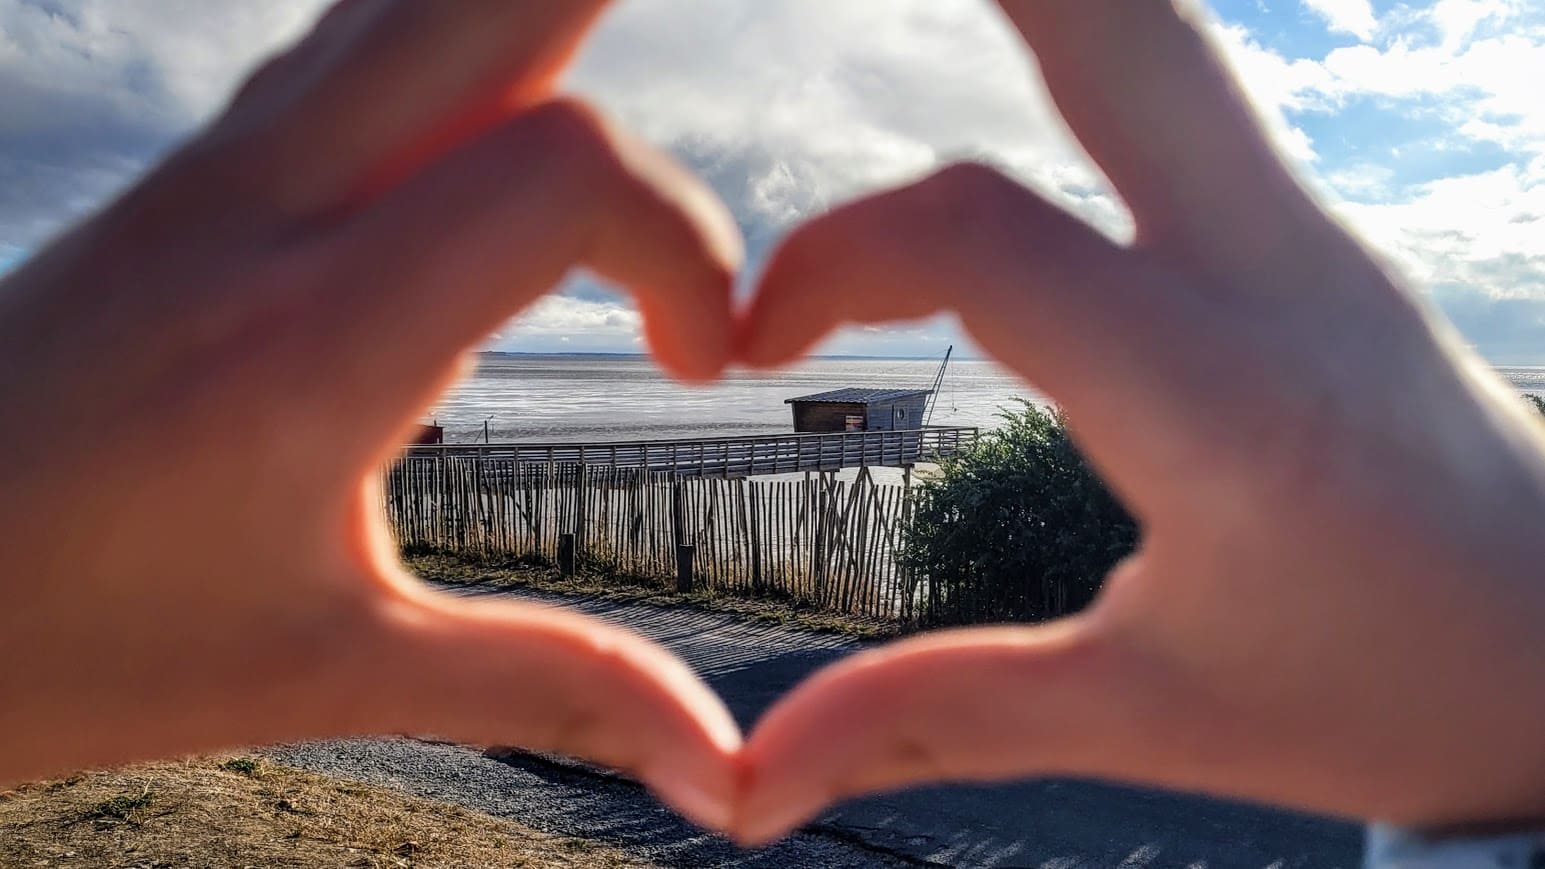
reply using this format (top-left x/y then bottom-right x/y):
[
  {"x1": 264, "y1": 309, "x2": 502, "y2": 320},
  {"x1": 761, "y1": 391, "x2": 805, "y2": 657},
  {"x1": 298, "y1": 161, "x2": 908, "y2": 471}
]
[{"x1": 383, "y1": 459, "x2": 918, "y2": 620}]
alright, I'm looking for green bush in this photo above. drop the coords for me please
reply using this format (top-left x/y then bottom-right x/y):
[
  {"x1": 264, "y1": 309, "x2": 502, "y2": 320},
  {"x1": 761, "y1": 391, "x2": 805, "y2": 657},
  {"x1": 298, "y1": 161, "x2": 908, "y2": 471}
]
[
  {"x1": 1527, "y1": 394, "x2": 1545, "y2": 418},
  {"x1": 901, "y1": 401, "x2": 1138, "y2": 626}
]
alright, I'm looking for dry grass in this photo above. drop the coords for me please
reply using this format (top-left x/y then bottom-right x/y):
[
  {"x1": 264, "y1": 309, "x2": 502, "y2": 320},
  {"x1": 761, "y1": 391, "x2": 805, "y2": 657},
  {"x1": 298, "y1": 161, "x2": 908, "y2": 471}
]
[
  {"x1": 0, "y1": 756, "x2": 654, "y2": 868},
  {"x1": 406, "y1": 551, "x2": 903, "y2": 641}
]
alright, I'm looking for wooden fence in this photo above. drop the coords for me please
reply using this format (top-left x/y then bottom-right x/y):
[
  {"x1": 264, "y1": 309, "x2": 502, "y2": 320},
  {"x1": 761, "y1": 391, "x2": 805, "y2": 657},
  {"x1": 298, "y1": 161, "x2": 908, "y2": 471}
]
[{"x1": 384, "y1": 458, "x2": 920, "y2": 620}]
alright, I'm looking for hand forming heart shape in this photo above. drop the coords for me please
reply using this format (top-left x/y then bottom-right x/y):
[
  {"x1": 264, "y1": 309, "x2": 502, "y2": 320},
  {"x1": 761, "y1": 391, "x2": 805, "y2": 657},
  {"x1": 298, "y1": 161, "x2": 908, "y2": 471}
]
[{"x1": 2, "y1": 0, "x2": 1544, "y2": 847}]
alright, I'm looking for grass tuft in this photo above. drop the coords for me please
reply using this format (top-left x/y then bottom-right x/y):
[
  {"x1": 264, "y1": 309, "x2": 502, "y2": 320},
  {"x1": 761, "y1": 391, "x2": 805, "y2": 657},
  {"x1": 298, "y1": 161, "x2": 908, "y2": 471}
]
[
  {"x1": 219, "y1": 757, "x2": 261, "y2": 777},
  {"x1": 86, "y1": 786, "x2": 154, "y2": 824}
]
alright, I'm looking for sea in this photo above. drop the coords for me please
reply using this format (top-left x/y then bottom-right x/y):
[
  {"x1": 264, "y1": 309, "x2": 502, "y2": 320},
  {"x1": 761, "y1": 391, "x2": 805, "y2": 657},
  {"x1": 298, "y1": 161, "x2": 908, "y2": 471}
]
[{"x1": 426, "y1": 353, "x2": 1545, "y2": 445}]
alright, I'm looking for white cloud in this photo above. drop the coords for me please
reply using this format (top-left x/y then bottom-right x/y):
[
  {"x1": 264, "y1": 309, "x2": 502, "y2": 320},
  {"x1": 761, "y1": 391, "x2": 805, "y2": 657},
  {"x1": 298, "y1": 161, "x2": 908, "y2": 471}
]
[
  {"x1": 1323, "y1": 33, "x2": 1545, "y2": 156},
  {"x1": 1217, "y1": 2, "x2": 1545, "y2": 161},
  {"x1": 1324, "y1": 162, "x2": 1397, "y2": 198},
  {"x1": 0, "y1": 0, "x2": 321, "y2": 129},
  {"x1": 1429, "y1": 0, "x2": 1517, "y2": 48},
  {"x1": 2, "y1": 0, "x2": 1544, "y2": 360},
  {"x1": 0, "y1": 0, "x2": 327, "y2": 249},
  {"x1": 507, "y1": 294, "x2": 643, "y2": 338},
  {"x1": 1300, "y1": 0, "x2": 1380, "y2": 40},
  {"x1": 569, "y1": 0, "x2": 1115, "y2": 240},
  {"x1": 1206, "y1": 20, "x2": 1336, "y2": 165},
  {"x1": 1202, "y1": 1, "x2": 1545, "y2": 360},
  {"x1": 1334, "y1": 164, "x2": 1545, "y2": 293}
]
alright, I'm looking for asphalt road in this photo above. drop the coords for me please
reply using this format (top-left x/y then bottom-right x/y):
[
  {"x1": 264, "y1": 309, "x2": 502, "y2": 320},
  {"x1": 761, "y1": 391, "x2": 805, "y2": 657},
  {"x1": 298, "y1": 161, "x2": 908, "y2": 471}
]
[{"x1": 273, "y1": 585, "x2": 1364, "y2": 868}]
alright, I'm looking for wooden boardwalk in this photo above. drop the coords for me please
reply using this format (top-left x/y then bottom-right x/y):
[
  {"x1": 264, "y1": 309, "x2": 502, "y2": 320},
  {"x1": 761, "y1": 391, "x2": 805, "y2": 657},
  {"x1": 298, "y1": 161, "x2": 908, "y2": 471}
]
[{"x1": 403, "y1": 426, "x2": 978, "y2": 478}]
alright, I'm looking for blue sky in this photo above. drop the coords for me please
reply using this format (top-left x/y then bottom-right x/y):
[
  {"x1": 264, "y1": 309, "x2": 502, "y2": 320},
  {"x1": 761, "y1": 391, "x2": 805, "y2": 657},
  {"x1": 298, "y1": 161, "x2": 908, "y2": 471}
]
[{"x1": 2, "y1": 0, "x2": 1543, "y2": 361}]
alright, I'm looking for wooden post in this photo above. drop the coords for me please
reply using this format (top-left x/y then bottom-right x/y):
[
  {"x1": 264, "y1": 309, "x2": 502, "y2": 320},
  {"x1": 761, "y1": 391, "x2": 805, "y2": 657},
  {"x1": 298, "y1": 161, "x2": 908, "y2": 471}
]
[
  {"x1": 812, "y1": 475, "x2": 829, "y2": 602},
  {"x1": 676, "y1": 544, "x2": 695, "y2": 593},
  {"x1": 748, "y1": 482, "x2": 763, "y2": 594},
  {"x1": 671, "y1": 479, "x2": 686, "y2": 548},
  {"x1": 558, "y1": 533, "x2": 576, "y2": 577},
  {"x1": 575, "y1": 465, "x2": 588, "y2": 554}
]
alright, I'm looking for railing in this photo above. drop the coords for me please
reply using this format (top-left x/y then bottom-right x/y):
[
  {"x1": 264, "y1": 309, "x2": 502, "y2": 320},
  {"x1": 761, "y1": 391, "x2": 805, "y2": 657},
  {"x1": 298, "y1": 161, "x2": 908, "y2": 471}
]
[{"x1": 403, "y1": 426, "x2": 979, "y2": 477}]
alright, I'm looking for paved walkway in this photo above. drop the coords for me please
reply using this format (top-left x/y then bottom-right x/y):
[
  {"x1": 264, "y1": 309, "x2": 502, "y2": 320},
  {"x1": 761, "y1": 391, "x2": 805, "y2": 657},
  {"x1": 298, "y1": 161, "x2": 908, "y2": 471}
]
[{"x1": 275, "y1": 585, "x2": 1364, "y2": 868}]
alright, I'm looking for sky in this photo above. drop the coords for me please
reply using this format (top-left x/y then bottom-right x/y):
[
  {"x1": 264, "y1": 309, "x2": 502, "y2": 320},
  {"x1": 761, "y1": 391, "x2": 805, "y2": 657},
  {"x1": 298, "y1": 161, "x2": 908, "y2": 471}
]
[{"x1": 1, "y1": 0, "x2": 1543, "y2": 362}]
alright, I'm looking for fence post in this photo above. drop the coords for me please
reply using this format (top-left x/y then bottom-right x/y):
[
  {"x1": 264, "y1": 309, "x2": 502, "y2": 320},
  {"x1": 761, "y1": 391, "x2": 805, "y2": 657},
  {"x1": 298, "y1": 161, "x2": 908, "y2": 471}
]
[
  {"x1": 813, "y1": 474, "x2": 830, "y2": 601},
  {"x1": 748, "y1": 483, "x2": 763, "y2": 593},
  {"x1": 676, "y1": 544, "x2": 695, "y2": 593},
  {"x1": 558, "y1": 533, "x2": 575, "y2": 577},
  {"x1": 671, "y1": 480, "x2": 685, "y2": 549},
  {"x1": 575, "y1": 465, "x2": 588, "y2": 554}
]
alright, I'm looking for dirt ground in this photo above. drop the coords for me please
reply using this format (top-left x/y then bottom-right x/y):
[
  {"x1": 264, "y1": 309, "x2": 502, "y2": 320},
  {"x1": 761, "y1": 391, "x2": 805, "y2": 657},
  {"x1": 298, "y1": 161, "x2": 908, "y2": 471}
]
[
  {"x1": 0, "y1": 755, "x2": 655, "y2": 868},
  {"x1": 406, "y1": 551, "x2": 903, "y2": 640}
]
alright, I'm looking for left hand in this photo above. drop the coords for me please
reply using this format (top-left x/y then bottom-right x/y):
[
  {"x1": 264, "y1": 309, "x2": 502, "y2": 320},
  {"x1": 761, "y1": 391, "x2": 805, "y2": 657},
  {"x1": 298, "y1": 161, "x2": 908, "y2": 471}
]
[{"x1": 0, "y1": 0, "x2": 743, "y2": 828}]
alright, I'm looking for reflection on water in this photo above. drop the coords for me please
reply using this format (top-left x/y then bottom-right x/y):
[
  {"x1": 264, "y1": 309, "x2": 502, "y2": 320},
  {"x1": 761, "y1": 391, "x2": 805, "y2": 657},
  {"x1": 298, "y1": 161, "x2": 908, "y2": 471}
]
[
  {"x1": 1502, "y1": 365, "x2": 1545, "y2": 397},
  {"x1": 425, "y1": 354, "x2": 1545, "y2": 446}
]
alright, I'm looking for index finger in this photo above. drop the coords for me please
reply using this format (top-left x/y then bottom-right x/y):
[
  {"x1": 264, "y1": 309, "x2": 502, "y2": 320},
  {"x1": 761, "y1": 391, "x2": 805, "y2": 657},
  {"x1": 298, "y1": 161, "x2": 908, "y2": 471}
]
[
  {"x1": 998, "y1": 1, "x2": 1321, "y2": 270},
  {"x1": 364, "y1": 583, "x2": 743, "y2": 831},
  {"x1": 215, "y1": 0, "x2": 613, "y2": 214}
]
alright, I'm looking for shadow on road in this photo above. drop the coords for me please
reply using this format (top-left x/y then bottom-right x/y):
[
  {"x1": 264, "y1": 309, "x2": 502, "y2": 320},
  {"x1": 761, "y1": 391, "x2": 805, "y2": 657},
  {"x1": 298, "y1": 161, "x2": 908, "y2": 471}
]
[{"x1": 449, "y1": 584, "x2": 1366, "y2": 867}]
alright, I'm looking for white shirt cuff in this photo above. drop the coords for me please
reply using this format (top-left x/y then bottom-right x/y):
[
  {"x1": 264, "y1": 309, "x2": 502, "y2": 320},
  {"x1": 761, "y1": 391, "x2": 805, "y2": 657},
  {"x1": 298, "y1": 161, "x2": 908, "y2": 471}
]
[{"x1": 1367, "y1": 824, "x2": 1545, "y2": 868}]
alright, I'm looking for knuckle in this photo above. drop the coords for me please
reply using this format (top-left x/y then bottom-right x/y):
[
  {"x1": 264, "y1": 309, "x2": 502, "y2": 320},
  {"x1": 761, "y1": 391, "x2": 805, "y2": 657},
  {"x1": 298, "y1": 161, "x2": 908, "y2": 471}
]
[
  {"x1": 223, "y1": 50, "x2": 295, "y2": 119},
  {"x1": 876, "y1": 736, "x2": 949, "y2": 784},
  {"x1": 134, "y1": 134, "x2": 288, "y2": 229},
  {"x1": 925, "y1": 160, "x2": 1020, "y2": 205},
  {"x1": 541, "y1": 699, "x2": 610, "y2": 759},
  {"x1": 515, "y1": 97, "x2": 614, "y2": 168},
  {"x1": 907, "y1": 161, "x2": 1036, "y2": 252},
  {"x1": 204, "y1": 237, "x2": 327, "y2": 322}
]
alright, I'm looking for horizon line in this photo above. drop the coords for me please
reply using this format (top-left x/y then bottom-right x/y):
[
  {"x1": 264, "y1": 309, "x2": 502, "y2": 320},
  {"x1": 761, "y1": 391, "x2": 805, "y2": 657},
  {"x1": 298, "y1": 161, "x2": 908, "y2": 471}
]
[
  {"x1": 480, "y1": 350, "x2": 985, "y2": 362},
  {"x1": 478, "y1": 349, "x2": 1545, "y2": 368}
]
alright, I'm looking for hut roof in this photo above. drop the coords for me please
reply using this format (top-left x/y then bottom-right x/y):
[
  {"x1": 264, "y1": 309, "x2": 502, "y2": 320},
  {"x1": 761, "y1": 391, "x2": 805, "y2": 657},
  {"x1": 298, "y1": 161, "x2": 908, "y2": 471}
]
[{"x1": 785, "y1": 388, "x2": 933, "y2": 404}]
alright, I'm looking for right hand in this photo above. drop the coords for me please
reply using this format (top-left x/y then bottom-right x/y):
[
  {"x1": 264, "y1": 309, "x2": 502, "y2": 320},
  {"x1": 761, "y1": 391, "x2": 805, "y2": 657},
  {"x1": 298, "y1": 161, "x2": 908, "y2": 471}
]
[{"x1": 735, "y1": 0, "x2": 1545, "y2": 844}]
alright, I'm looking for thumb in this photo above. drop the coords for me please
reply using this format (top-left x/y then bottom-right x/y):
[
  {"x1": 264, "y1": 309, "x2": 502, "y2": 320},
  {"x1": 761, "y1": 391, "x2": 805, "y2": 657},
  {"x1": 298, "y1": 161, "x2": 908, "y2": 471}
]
[
  {"x1": 733, "y1": 601, "x2": 1181, "y2": 845},
  {"x1": 350, "y1": 562, "x2": 742, "y2": 830}
]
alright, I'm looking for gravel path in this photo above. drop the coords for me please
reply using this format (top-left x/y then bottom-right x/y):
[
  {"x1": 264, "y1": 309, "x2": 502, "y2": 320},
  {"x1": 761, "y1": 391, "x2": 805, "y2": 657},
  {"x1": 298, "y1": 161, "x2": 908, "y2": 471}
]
[
  {"x1": 269, "y1": 585, "x2": 1363, "y2": 868},
  {"x1": 265, "y1": 738, "x2": 910, "y2": 868}
]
